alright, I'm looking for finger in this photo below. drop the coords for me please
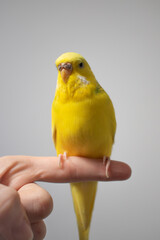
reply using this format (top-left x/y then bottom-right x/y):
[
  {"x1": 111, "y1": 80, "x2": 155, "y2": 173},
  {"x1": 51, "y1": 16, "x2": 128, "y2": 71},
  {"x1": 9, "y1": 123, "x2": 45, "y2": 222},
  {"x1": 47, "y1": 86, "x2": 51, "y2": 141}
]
[
  {"x1": 18, "y1": 183, "x2": 53, "y2": 223},
  {"x1": 0, "y1": 156, "x2": 131, "y2": 189},
  {"x1": 31, "y1": 220, "x2": 46, "y2": 240},
  {"x1": 0, "y1": 184, "x2": 33, "y2": 240},
  {"x1": 31, "y1": 156, "x2": 131, "y2": 182},
  {"x1": 104, "y1": 160, "x2": 132, "y2": 181}
]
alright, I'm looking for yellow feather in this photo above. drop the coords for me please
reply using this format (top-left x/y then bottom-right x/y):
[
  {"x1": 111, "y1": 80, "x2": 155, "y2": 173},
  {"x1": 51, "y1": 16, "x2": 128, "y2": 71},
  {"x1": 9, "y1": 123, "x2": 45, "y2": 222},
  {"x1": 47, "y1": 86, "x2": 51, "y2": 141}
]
[{"x1": 52, "y1": 52, "x2": 116, "y2": 240}]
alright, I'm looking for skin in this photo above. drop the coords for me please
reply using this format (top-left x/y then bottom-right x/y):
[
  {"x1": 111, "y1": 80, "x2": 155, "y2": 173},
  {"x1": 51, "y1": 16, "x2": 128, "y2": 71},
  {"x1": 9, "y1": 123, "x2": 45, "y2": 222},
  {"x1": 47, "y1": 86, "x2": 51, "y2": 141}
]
[{"x1": 0, "y1": 156, "x2": 131, "y2": 240}]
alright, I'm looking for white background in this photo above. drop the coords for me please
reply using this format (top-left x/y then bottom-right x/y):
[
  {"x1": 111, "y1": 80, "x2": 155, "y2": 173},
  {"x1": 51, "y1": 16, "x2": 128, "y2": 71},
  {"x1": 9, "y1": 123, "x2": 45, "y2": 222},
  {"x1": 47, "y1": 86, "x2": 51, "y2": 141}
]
[{"x1": 0, "y1": 1, "x2": 160, "y2": 239}]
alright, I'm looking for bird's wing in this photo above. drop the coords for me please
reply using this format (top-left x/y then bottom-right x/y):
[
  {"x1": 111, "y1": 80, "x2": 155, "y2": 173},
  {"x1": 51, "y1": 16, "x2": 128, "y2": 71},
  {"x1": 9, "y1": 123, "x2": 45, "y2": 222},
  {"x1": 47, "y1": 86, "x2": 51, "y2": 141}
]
[
  {"x1": 51, "y1": 100, "x2": 57, "y2": 147},
  {"x1": 96, "y1": 84, "x2": 116, "y2": 145}
]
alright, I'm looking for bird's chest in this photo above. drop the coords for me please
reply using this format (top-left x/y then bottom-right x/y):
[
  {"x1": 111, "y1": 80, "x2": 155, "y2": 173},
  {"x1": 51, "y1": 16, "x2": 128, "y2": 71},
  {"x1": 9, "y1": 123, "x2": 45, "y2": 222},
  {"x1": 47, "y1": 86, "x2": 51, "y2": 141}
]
[{"x1": 54, "y1": 99, "x2": 112, "y2": 157}]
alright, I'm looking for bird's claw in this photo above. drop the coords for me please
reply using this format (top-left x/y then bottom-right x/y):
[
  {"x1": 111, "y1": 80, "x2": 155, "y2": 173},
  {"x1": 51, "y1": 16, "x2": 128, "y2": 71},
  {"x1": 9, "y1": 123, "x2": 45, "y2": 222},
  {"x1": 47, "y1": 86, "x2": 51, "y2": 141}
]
[
  {"x1": 103, "y1": 156, "x2": 111, "y2": 178},
  {"x1": 58, "y1": 152, "x2": 67, "y2": 168}
]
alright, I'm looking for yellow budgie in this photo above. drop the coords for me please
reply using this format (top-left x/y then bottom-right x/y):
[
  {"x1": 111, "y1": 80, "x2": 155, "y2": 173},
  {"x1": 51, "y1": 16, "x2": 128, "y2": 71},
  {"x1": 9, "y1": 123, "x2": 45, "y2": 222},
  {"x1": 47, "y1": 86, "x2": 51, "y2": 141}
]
[{"x1": 51, "y1": 52, "x2": 116, "y2": 240}]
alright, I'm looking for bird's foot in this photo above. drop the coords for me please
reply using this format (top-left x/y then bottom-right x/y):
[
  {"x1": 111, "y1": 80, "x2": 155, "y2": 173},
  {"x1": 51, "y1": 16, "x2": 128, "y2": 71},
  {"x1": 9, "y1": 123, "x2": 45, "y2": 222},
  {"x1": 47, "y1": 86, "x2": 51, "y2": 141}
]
[
  {"x1": 103, "y1": 156, "x2": 111, "y2": 178},
  {"x1": 58, "y1": 152, "x2": 68, "y2": 168}
]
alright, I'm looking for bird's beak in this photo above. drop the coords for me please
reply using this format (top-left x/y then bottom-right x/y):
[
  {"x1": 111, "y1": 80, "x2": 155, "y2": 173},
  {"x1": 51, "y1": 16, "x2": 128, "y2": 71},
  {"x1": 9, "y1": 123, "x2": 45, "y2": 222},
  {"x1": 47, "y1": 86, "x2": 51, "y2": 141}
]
[{"x1": 58, "y1": 63, "x2": 72, "y2": 83}]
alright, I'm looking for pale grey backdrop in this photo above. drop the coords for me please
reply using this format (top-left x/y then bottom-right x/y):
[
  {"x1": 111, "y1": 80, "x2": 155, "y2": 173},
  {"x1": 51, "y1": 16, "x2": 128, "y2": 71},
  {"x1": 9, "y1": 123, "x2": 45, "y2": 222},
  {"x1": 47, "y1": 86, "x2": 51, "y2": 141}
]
[{"x1": 0, "y1": 0, "x2": 160, "y2": 239}]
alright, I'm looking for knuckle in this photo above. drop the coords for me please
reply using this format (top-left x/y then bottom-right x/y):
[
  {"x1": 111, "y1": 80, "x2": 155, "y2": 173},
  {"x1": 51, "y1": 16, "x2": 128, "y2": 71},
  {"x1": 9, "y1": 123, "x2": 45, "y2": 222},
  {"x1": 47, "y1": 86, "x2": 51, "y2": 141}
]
[
  {"x1": 37, "y1": 192, "x2": 53, "y2": 219},
  {"x1": 32, "y1": 221, "x2": 46, "y2": 239}
]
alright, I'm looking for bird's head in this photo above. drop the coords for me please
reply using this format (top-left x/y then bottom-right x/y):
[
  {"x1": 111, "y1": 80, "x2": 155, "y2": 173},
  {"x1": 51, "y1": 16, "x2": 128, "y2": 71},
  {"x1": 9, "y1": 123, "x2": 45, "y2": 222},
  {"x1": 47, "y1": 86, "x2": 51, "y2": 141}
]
[
  {"x1": 55, "y1": 52, "x2": 93, "y2": 83},
  {"x1": 55, "y1": 52, "x2": 99, "y2": 101}
]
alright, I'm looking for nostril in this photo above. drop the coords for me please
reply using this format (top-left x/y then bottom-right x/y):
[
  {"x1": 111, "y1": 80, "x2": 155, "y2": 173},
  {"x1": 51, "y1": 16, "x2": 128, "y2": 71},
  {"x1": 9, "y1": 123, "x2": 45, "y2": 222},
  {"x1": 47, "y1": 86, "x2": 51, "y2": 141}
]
[
  {"x1": 58, "y1": 63, "x2": 72, "y2": 71},
  {"x1": 58, "y1": 65, "x2": 62, "y2": 71},
  {"x1": 65, "y1": 63, "x2": 72, "y2": 70}
]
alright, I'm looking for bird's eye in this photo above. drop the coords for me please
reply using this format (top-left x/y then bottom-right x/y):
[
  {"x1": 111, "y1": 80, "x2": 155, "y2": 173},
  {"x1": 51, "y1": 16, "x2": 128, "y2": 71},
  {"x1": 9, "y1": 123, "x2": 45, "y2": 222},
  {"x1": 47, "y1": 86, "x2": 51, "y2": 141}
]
[{"x1": 79, "y1": 62, "x2": 84, "y2": 68}]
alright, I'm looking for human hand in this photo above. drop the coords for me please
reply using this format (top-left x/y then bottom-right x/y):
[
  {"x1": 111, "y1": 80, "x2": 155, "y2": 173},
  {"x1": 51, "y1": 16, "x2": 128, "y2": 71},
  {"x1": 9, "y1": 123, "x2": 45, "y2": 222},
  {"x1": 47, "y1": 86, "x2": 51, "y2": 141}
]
[
  {"x1": 0, "y1": 183, "x2": 50, "y2": 240},
  {"x1": 0, "y1": 156, "x2": 131, "y2": 239}
]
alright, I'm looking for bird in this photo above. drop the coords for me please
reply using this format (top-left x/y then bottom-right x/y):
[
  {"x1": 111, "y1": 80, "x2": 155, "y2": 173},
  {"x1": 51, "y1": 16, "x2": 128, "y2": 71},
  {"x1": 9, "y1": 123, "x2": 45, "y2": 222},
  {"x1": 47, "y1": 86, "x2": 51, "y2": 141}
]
[{"x1": 51, "y1": 52, "x2": 116, "y2": 240}]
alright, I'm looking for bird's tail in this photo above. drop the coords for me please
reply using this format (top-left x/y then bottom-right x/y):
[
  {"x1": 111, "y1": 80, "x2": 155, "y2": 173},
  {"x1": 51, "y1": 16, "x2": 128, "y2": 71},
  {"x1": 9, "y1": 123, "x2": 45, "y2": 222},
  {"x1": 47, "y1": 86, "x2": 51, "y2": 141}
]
[{"x1": 70, "y1": 181, "x2": 98, "y2": 240}]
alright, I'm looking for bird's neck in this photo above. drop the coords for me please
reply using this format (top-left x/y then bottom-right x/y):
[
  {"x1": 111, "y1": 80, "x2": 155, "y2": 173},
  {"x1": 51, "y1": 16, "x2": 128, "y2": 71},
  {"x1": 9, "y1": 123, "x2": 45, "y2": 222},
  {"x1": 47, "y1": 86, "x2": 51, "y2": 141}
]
[{"x1": 55, "y1": 75, "x2": 98, "y2": 103}]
